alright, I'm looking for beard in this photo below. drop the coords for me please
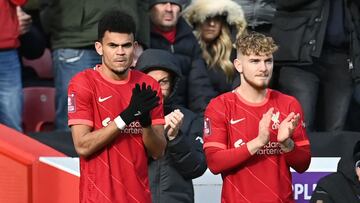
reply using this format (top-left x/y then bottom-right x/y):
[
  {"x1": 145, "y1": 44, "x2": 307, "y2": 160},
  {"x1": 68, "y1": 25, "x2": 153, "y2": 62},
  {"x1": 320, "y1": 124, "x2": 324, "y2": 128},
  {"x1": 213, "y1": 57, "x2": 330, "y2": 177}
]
[
  {"x1": 242, "y1": 73, "x2": 269, "y2": 91},
  {"x1": 111, "y1": 66, "x2": 129, "y2": 76}
]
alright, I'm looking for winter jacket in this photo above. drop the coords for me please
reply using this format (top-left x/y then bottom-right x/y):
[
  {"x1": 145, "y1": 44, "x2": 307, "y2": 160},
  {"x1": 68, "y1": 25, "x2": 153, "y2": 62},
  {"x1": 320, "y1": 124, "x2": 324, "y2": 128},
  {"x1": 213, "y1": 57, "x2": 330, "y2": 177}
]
[
  {"x1": 0, "y1": 0, "x2": 27, "y2": 49},
  {"x1": 311, "y1": 140, "x2": 360, "y2": 203},
  {"x1": 40, "y1": 0, "x2": 150, "y2": 49},
  {"x1": 271, "y1": 0, "x2": 360, "y2": 82},
  {"x1": 135, "y1": 49, "x2": 207, "y2": 203},
  {"x1": 234, "y1": 0, "x2": 275, "y2": 28},
  {"x1": 150, "y1": 18, "x2": 216, "y2": 113},
  {"x1": 183, "y1": 0, "x2": 245, "y2": 96}
]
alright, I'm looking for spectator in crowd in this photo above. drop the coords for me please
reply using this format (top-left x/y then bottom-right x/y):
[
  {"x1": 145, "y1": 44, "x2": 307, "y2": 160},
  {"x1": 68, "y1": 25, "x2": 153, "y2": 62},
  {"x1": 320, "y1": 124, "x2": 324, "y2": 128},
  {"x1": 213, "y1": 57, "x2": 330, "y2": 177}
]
[
  {"x1": 271, "y1": 0, "x2": 360, "y2": 132},
  {"x1": 0, "y1": 0, "x2": 28, "y2": 132},
  {"x1": 311, "y1": 140, "x2": 360, "y2": 203},
  {"x1": 203, "y1": 32, "x2": 311, "y2": 202},
  {"x1": 40, "y1": 0, "x2": 150, "y2": 131},
  {"x1": 135, "y1": 49, "x2": 207, "y2": 203},
  {"x1": 67, "y1": 11, "x2": 166, "y2": 202},
  {"x1": 183, "y1": 0, "x2": 247, "y2": 97},
  {"x1": 17, "y1": 6, "x2": 46, "y2": 60},
  {"x1": 234, "y1": 0, "x2": 275, "y2": 35},
  {"x1": 149, "y1": 0, "x2": 216, "y2": 114}
]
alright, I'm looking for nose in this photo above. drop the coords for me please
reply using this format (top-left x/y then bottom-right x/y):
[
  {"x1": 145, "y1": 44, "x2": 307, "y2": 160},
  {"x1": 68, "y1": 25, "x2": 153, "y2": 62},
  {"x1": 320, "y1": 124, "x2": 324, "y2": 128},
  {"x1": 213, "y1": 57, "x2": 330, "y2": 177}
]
[
  {"x1": 165, "y1": 2, "x2": 172, "y2": 11},
  {"x1": 116, "y1": 46, "x2": 125, "y2": 55}
]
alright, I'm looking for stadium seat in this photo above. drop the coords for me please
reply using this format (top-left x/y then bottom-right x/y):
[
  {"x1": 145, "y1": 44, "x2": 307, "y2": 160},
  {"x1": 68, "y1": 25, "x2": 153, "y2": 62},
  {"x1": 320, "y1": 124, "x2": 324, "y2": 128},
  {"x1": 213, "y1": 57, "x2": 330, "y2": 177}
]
[
  {"x1": 22, "y1": 48, "x2": 53, "y2": 79},
  {"x1": 22, "y1": 87, "x2": 55, "y2": 133}
]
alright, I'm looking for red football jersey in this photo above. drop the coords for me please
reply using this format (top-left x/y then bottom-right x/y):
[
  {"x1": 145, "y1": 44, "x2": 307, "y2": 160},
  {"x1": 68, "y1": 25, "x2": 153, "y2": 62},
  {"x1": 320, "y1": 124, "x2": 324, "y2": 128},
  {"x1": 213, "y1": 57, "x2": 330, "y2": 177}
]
[
  {"x1": 204, "y1": 89, "x2": 311, "y2": 203},
  {"x1": 68, "y1": 65, "x2": 165, "y2": 203}
]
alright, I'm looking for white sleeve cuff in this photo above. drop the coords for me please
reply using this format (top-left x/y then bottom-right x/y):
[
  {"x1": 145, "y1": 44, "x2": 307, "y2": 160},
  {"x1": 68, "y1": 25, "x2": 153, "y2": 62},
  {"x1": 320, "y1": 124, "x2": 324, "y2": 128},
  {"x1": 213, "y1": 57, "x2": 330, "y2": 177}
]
[{"x1": 114, "y1": 116, "x2": 126, "y2": 130}]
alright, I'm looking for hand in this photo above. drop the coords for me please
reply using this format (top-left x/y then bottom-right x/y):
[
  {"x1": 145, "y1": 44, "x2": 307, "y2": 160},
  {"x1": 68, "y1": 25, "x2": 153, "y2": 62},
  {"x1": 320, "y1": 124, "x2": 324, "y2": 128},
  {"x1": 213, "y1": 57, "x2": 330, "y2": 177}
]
[
  {"x1": 257, "y1": 108, "x2": 273, "y2": 146},
  {"x1": 164, "y1": 109, "x2": 183, "y2": 141},
  {"x1": 277, "y1": 112, "x2": 300, "y2": 143},
  {"x1": 139, "y1": 83, "x2": 161, "y2": 127},
  {"x1": 120, "y1": 83, "x2": 159, "y2": 125},
  {"x1": 17, "y1": 6, "x2": 32, "y2": 35}
]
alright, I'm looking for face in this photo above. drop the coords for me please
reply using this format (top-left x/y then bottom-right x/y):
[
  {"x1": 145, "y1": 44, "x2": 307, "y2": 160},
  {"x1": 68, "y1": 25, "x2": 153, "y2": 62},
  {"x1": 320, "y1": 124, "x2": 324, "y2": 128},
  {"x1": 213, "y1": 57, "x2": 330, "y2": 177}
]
[
  {"x1": 147, "y1": 69, "x2": 171, "y2": 99},
  {"x1": 95, "y1": 31, "x2": 137, "y2": 79},
  {"x1": 200, "y1": 16, "x2": 223, "y2": 43},
  {"x1": 150, "y1": 3, "x2": 181, "y2": 31},
  {"x1": 234, "y1": 53, "x2": 273, "y2": 90},
  {"x1": 356, "y1": 161, "x2": 360, "y2": 181}
]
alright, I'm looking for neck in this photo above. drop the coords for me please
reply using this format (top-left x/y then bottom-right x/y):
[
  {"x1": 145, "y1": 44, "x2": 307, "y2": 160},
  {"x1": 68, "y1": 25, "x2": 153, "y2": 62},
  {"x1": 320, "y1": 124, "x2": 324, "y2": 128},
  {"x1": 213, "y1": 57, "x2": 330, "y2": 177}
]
[
  {"x1": 236, "y1": 83, "x2": 267, "y2": 104},
  {"x1": 100, "y1": 64, "x2": 129, "y2": 81}
]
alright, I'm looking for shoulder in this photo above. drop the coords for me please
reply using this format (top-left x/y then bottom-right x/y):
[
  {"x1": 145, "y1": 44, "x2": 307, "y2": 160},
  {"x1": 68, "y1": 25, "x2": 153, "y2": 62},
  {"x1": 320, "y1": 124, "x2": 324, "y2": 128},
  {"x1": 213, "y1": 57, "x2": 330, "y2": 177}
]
[
  {"x1": 130, "y1": 69, "x2": 159, "y2": 86},
  {"x1": 207, "y1": 91, "x2": 235, "y2": 108},
  {"x1": 69, "y1": 68, "x2": 97, "y2": 85},
  {"x1": 269, "y1": 89, "x2": 300, "y2": 105}
]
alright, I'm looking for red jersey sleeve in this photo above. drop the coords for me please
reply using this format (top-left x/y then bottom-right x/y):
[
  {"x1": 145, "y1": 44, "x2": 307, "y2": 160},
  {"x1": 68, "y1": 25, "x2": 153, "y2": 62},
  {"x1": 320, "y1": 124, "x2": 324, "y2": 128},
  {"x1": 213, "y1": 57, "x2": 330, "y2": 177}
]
[
  {"x1": 203, "y1": 97, "x2": 252, "y2": 174},
  {"x1": 284, "y1": 98, "x2": 311, "y2": 173},
  {"x1": 10, "y1": 0, "x2": 27, "y2": 6},
  {"x1": 68, "y1": 73, "x2": 94, "y2": 127}
]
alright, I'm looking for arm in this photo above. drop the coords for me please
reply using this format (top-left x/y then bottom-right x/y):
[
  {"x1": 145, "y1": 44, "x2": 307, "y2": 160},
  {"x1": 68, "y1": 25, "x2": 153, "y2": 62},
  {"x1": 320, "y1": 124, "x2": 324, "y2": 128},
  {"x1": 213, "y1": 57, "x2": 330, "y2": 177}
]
[
  {"x1": 278, "y1": 101, "x2": 311, "y2": 173},
  {"x1": 188, "y1": 58, "x2": 217, "y2": 113},
  {"x1": 167, "y1": 111, "x2": 207, "y2": 179},
  {"x1": 143, "y1": 124, "x2": 166, "y2": 159},
  {"x1": 205, "y1": 108, "x2": 274, "y2": 174},
  {"x1": 10, "y1": 0, "x2": 27, "y2": 6},
  {"x1": 71, "y1": 122, "x2": 121, "y2": 158}
]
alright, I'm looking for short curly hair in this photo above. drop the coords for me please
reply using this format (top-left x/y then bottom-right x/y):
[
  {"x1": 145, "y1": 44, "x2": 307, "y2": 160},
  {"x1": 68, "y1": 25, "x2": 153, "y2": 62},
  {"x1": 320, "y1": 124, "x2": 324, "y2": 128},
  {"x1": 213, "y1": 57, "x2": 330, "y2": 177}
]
[{"x1": 236, "y1": 32, "x2": 278, "y2": 56}]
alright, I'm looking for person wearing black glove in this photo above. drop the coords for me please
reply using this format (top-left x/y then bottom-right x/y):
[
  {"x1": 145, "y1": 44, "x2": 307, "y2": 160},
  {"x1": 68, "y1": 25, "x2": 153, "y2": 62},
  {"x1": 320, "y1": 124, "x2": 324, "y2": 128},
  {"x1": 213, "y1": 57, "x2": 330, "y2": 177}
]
[{"x1": 67, "y1": 11, "x2": 166, "y2": 203}]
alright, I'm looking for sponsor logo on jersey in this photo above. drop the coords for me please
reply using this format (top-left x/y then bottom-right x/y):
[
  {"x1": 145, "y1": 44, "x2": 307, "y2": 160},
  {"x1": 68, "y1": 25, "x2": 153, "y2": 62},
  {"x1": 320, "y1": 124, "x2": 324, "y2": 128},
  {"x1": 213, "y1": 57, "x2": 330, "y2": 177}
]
[
  {"x1": 204, "y1": 117, "x2": 211, "y2": 136},
  {"x1": 234, "y1": 139, "x2": 246, "y2": 148},
  {"x1": 98, "y1": 95, "x2": 112, "y2": 103},
  {"x1": 102, "y1": 117, "x2": 143, "y2": 134},
  {"x1": 68, "y1": 93, "x2": 76, "y2": 113},
  {"x1": 257, "y1": 142, "x2": 283, "y2": 155},
  {"x1": 230, "y1": 118, "x2": 245, "y2": 125}
]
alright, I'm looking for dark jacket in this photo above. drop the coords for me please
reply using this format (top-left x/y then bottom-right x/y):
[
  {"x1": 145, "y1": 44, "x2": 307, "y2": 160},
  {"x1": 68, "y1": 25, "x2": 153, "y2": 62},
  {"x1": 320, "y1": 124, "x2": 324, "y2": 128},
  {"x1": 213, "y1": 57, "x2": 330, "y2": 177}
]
[
  {"x1": 271, "y1": 0, "x2": 360, "y2": 82},
  {"x1": 311, "y1": 140, "x2": 360, "y2": 203},
  {"x1": 135, "y1": 49, "x2": 207, "y2": 203},
  {"x1": 150, "y1": 18, "x2": 216, "y2": 113},
  {"x1": 40, "y1": 0, "x2": 150, "y2": 49}
]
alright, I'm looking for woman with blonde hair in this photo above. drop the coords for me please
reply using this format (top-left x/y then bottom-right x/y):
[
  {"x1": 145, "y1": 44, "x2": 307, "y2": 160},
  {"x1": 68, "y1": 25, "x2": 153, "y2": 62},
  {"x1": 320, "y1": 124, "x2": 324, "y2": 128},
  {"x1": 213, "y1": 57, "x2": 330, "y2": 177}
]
[{"x1": 183, "y1": 0, "x2": 247, "y2": 96}]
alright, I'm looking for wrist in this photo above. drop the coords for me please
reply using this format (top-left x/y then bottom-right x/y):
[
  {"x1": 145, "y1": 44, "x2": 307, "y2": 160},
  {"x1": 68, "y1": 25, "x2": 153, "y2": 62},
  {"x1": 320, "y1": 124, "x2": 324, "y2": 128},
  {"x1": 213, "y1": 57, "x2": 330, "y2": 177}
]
[
  {"x1": 280, "y1": 138, "x2": 294, "y2": 153},
  {"x1": 114, "y1": 116, "x2": 126, "y2": 130}
]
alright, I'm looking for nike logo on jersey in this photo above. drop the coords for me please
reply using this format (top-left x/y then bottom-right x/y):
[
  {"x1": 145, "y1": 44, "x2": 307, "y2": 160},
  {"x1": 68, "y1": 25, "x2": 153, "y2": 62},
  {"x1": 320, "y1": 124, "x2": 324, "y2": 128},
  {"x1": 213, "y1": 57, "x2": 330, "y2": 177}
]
[
  {"x1": 230, "y1": 118, "x2": 245, "y2": 124},
  {"x1": 98, "y1": 95, "x2": 112, "y2": 102},
  {"x1": 134, "y1": 111, "x2": 142, "y2": 117}
]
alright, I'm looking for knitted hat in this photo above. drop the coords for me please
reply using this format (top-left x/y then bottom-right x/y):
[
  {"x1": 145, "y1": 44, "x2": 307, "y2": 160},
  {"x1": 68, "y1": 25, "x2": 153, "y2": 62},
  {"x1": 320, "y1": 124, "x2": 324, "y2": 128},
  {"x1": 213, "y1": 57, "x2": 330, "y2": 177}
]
[{"x1": 149, "y1": 0, "x2": 188, "y2": 11}]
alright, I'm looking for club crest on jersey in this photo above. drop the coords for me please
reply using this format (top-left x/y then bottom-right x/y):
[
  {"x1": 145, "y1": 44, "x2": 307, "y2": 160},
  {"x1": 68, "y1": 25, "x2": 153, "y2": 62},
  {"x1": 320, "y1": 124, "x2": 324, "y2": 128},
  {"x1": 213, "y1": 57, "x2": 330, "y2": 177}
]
[
  {"x1": 271, "y1": 111, "x2": 280, "y2": 130},
  {"x1": 68, "y1": 93, "x2": 76, "y2": 113},
  {"x1": 204, "y1": 117, "x2": 211, "y2": 136}
]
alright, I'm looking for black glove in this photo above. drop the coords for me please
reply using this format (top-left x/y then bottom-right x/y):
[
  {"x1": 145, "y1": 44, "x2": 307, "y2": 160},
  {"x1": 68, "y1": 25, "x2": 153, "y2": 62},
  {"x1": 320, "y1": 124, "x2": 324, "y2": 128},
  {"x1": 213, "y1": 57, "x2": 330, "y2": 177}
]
[
  {"x1": 120, "y1": 83, "x2": 160, "y2": 125},
  {"x1": 138, "y1": 84, "x2": 158, "y2": 127}
]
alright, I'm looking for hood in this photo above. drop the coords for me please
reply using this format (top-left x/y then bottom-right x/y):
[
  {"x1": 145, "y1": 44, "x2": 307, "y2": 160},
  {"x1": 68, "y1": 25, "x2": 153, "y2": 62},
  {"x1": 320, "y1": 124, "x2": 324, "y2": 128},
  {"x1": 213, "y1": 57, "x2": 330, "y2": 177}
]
[
  {"x1": 337, "y1": 140, "x2": 360, "y2": 187},
  {"x1": 135, "y1": 49, "x2": 182, "y2": 104},
  {"x1": 183, "y1": 0, "x2": 247, "y2": 39}
]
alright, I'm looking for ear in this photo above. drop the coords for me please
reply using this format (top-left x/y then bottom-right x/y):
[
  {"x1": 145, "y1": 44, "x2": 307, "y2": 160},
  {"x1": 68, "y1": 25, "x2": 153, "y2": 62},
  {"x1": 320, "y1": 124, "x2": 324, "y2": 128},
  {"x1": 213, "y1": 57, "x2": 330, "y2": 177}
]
[
  {"x1": 95, "y1": 41, "x2": 103, "y2": 56},
  {"x1": 234, "y1": 58, "x2": 243, "y2": 73}
]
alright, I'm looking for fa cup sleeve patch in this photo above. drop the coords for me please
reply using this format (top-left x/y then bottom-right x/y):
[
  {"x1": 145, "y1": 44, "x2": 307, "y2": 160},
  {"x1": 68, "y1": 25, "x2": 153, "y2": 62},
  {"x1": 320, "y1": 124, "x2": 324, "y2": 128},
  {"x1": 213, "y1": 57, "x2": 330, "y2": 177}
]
[
  {"x1": 204, "y1": 117, "x2": 211, "y2": 136},
  {"x1": 68, "y1": 93, "x2": 76, "y2": 113}
]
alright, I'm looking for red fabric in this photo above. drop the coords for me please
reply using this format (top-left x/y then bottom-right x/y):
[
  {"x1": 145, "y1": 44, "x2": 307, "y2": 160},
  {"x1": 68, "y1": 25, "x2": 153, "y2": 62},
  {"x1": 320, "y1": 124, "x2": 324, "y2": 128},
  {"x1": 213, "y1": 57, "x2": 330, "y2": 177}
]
[
  {"x1": 0, "y1": 0, "x2": 27, "y2": 49},
  {"x1": 68, "y1": 65, "x2": 165, "y2": 203},
  {"x1": 152, "y1": 26, "x2": 177, "y2": 44},
  {"x1": 203, "y1": 89, "x2": 311, "y2": 203}
]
